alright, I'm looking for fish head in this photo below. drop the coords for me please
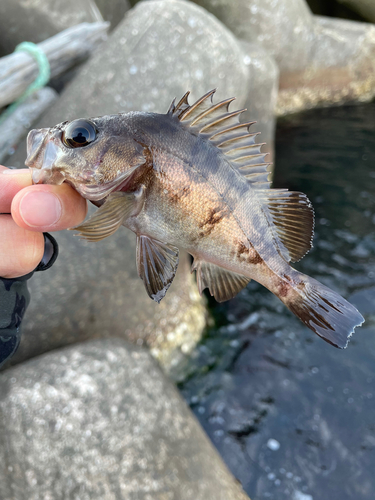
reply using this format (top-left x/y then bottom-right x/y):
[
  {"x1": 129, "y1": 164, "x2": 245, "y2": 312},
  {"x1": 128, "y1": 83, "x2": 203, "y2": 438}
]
[{"x1": 25, "y1": 115, "x2": 146, "y2": 201}]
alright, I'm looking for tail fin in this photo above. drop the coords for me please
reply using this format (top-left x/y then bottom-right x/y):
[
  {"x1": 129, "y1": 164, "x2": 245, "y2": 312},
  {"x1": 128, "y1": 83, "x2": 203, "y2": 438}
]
[{"x1": 285, "y1": 274, "x2": 364, "y2": 348}]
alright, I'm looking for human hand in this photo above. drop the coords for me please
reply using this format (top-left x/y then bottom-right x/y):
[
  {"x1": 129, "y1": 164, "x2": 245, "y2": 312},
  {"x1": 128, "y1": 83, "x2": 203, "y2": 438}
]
[{"x1": 0, "y1": 166, "x2": 88, "y2": 278}]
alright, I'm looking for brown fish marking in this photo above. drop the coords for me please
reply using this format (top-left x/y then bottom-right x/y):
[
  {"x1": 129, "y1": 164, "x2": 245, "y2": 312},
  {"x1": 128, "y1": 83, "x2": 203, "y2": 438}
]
[
  {"x1": 276, "y1": 273, "x2": 296, "y2": 298},
  {"x1": 278, "y1": 280, "x2": 291, "y2": 298},
  {"x1": 168, "y1": 186, "x2": 191, "y2": 204},
  {"x1": 289, "y1": 298, "x2": 333, "y2": 332},
  {"x1": 235, "y1": 240, "x2": 263, "y2": 265},
  {"x1": 198, "y1": 206, "x2": 227, "y2": 237}
]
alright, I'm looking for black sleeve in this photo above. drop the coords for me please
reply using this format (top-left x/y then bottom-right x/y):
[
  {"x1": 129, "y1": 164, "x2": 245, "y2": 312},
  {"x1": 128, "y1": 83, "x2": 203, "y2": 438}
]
[
  {"x1": 0, "y1": 233, "x2": 58, "y2": 369},
  {"x1": 0, "y1": 274, "x2": 32, "y2": 368}
]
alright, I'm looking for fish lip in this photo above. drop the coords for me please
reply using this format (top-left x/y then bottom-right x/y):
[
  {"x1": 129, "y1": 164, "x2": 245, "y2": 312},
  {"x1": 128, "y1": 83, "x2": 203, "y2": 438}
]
[
  {"x1": 25, "y1": 128, "x2": 49, "y2": 167},
  {"x1": 26, "y1": 128, "x2": 66, "y2": 185},
  {"x1": 29, "y1": 141, "x2": 64, "y2": 185},
  {"x1": 30, "y1": 165, "x2": 65, "y2": 185}
]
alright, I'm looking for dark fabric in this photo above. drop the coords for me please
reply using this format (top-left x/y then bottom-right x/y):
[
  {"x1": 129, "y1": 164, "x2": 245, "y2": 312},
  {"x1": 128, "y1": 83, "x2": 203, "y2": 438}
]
[
  {"x1": 0, "y1": 276, "x2": 31, "y2": 368},
  {"x1": 0, "y1": 232, "x2": 59, "y2": 369}
]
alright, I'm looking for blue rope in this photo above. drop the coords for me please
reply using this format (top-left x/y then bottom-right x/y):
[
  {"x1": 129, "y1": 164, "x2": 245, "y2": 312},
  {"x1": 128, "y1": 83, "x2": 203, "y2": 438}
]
[{"x1": 0, "y1": 42, "x2": 50, "y2": 125}]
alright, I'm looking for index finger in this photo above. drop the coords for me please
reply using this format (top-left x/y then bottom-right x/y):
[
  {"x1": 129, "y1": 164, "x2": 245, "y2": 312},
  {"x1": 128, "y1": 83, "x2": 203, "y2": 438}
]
[{"x1": 0, "y1": 166, "x2": 32, "y2": 213}]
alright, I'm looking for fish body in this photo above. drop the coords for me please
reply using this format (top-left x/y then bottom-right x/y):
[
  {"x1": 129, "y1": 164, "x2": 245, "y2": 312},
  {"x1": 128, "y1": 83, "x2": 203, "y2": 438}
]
[{"x1": 25, "y1": 90, "x2": 364, "y2": 348}]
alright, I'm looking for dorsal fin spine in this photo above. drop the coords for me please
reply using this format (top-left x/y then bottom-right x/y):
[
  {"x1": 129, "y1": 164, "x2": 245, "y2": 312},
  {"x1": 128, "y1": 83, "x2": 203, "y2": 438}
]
[
  {"x1": 225, "y1": 142, "x2": 266, "y2": 156},
  {"x1": 168, "y1": 90, "x2": 272, "y2": 189},
  {"x1": 217, "y1": 132, "x2": 260, "y2": 149},
  {"x1": 240, "y1": 165, "x2": 270, "y2": 174},
  {"x1": 209, "y1": 121, "x2": 257, "y2": 140},
  {"x1": 239, "y1": 162, "x2": 271, "y2": 170},
  {"x1": 176, "y1": 91, "x2": 190, "y2": 110},
  {"x1": 189, "y1": 98, "x2": 236, "y2": 126},
  {"x1": 232, "y1": 153, "x2": 268, "y2": 165},
  {"x1": 199, "y1": 109, "x2": 246, "y2": 133},
  {"x1": 167, "y1": 97, "x2": 176, "y2": 115},
  {"x1": 179, "y1": 89, "x2": 216, "y2": 121}
]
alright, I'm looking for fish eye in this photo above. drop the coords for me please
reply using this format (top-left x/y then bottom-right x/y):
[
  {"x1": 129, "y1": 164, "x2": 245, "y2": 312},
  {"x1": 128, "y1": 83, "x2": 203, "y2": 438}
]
[{"x1": 62, "y1": 119, "x2": 97, "y2": 148}]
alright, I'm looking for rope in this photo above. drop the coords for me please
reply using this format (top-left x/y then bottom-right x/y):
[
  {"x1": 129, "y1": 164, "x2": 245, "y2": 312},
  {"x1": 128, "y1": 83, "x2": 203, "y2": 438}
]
[{"x1": 0, "y1": 42, "x2": 50, "y2": 125}]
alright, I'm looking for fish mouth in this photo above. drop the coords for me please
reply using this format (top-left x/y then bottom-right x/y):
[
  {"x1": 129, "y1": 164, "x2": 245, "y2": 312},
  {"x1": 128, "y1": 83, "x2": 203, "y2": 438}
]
[
  {"x1": 25, "y1": 128, "x2": 65, "y2": 185},
  {"x1": 75, "y1": 166, "x2": 139, "y2": 201}
]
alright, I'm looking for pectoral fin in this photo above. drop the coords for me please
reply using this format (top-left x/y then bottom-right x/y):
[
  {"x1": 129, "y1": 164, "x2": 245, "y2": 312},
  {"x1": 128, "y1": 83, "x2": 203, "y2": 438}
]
[
  {"x1": 192, "y1": 259, "x2": 250, "y2": 302},
  {"x1": 137, "y1": 235, "x2": 179, "y2": 303},
  {"x1": 71, "y1": 187, "x2": 145, "y2": 242}
]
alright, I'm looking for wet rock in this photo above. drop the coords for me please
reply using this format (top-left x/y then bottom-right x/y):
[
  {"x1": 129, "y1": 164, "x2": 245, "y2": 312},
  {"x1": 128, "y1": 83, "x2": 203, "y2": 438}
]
[
  {"x1": 194, "y1": 0, "x2": 375, "y2": 113},
  {"x1": 0, "y1": 0, "x2": 103, "y2": 57},
  {"x1": 0, "y1": 339, "x2": 250, "y2": 500},
  {"x1": 95, "y1": 0, "x2": 131, "y2": 30}
]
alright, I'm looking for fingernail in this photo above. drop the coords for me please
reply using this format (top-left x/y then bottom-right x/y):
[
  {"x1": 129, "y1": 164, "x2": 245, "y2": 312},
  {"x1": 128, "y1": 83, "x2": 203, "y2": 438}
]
[
  {"x1": 2, "y1": 168, "x2": 28, "y2": 174},
  {"x1": 20, "y1": 191, "x2": 62, "y2": 227}
]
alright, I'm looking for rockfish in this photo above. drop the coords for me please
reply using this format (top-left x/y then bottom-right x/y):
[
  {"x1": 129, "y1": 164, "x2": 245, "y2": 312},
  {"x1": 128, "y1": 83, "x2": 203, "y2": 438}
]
[{"x1": 25, "y1": 90, "x2": 364, "y2": 348}]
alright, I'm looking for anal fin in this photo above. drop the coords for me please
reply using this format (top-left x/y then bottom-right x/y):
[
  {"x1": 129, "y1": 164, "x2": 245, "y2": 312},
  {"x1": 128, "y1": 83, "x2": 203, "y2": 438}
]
[
  {"x1": 192, "y1": 259, "x2": 250, "y2": 302},
  {"x1": 137, "y1": 236, "x2": 179, "y2": 303},
  {"x1": 71, "y1": 187, "x2": 145, "y2": 242}
]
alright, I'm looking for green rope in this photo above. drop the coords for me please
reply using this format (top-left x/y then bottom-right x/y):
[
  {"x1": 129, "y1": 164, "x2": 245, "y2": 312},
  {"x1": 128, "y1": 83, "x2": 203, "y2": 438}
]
[{"x1": 0, "y1": 42, "x2": 50, "y2": 125}]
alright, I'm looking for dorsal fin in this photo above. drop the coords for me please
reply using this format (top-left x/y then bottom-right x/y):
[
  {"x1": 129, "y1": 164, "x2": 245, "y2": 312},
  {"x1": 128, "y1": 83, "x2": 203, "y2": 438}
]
[
  {"x1": 167, "y1": 89, "x2": 272, "y2": 188},
  {"x1": 256, "y1": 189, "x2": 315, "y2": 263}
]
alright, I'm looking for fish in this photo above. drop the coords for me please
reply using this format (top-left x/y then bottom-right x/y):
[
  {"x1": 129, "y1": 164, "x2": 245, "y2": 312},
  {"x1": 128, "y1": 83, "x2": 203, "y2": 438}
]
[{"x1": 25, "y1": 89, "x2": 364, "y2": 348}]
